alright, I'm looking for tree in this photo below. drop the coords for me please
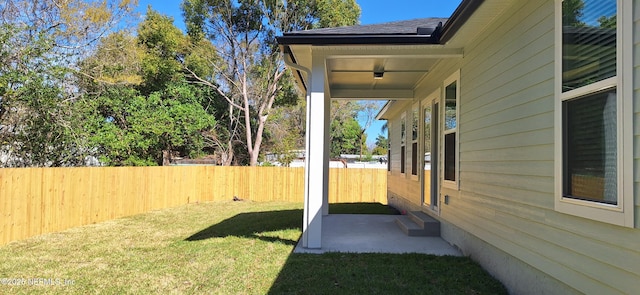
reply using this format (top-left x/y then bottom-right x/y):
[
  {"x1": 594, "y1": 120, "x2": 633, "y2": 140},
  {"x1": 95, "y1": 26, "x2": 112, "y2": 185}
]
[
  {"x1": 598, "y1": 15, "x2": 616, "y2": 29},
  {"x1": 182, "y1": 0, "x2": 360, "y2": 166},
  {"x1": 330, "y1": 116, "x2": 362, "y2": 157},
  {"x1": 78, "y1": 30, "x2": 145, "y2": 90},
  {"x1": 356, "y1": 101, "x2": 384, "y2": 159},
  {"x1": 264, "y1": 97, "x2": 306, "y2": 166},
  {"x1": 138, "y1": 8, "x2": 192, "y2": 95},
  {"x1": 77, "y1": 9, "x2": 219, "y2": 166},
  {"x1": 314, "y1": 0, "x2": 361, "y2": 28},
  {"x1": 0, "y1": 0, "x2": 136, "y2": 167},
  {"x1": 372, "y1": 134, "x2": 388, "y2": 155},
  {"x1": 81, "y1": 84, "x2": 216, "y2": 166},
  {"x1": 562, "y1": 0, "x2": 585, "y2": 27},
  {"x1": 329, "y1": 101, "x2": 363, "y2": 158}
]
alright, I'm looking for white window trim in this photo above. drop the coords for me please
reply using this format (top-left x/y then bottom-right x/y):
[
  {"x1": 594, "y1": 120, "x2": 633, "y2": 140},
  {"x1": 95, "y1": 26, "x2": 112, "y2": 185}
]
[
  {"x1": 422, "y1": 89, "x2": 441, "y2": 213},
  {"x1": 553, "y1": 0, "x2": 634, "y2": 227},
  {"x1": 387, "y1": 121, "x2": 392, "y2": 175},
  {"x1": 442, "y1": 70, "x2": 460, "y2": 190},
  {"x1": 411, "y1": 103, "x2": 420, "y2": 181},
  {"x1": 400, "y1": 112, "x2": 407, "y2": 176}
]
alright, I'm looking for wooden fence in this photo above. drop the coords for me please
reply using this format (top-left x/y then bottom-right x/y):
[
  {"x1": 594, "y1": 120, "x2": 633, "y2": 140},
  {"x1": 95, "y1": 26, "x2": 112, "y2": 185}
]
[{"x1": 0, "y1": 166, "x2": 387, "y2": 246}]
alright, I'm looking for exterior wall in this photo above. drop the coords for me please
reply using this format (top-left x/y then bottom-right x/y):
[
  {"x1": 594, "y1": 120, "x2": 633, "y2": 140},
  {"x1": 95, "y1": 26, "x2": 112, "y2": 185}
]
[
  {"x1": 441, "y1": 221, "x2": 580, "y2": 295},
  {"x1": 386, "y1": 58, "x2": 465, "y2": 211},
  {"x1": 387, "y1": 107, "x2": 422, "y2": 209},
  {"x1": 387, "y1": 0, "x2": 640, "y2": 294}
]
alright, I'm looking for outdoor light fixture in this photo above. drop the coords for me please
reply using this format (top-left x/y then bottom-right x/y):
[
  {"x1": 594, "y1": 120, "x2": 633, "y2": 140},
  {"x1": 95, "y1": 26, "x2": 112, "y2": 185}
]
[{"x1": 373, "y1": 71, "x2": 384, "y2": 79}]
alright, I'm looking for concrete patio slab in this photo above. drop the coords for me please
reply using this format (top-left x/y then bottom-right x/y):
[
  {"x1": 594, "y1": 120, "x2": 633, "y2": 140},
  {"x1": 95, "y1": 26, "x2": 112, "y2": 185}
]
[{"x1": 294, "y1": 214, "x2": 462, "y2": 256}]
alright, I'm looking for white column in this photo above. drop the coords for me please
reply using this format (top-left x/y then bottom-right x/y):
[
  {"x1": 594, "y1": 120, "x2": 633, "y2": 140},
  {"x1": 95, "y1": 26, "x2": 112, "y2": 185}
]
[
  {"x1": 302, "y1": 53, "x2": 329, "y2": 249},
  {"x1": 322, "y1": 76, "x2": 330, "y2": 217}
]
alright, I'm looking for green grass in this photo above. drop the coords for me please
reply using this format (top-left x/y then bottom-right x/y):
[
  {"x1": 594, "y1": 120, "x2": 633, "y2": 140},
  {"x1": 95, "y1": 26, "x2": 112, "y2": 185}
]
[{"x1": 0, "y1": 201, "x2": 507, "y2": 294}]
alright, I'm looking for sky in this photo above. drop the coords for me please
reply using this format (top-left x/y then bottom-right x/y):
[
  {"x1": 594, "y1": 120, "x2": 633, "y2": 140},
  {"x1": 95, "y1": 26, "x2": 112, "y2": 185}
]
[{"x1": 134, "y1": 0, "x2": 462, "y2": 146}]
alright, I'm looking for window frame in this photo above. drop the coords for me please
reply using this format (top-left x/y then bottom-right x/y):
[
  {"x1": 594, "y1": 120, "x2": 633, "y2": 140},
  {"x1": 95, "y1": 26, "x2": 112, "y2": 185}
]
[
  {"x1": 553, "y1": 0, "x2": 633, "y2": 227},
  {"x1": 387, "y1": 121, "x2": 392, "y2": 173},
  {"x1": 442, "y1": 70, "x2": 460, "y2": 190},
  {"x1": 400, "y1": 112, "x2": 407, "y2": 175},
  {"x1": 422, "y1": 88, "x2": 440, "y2": 212},
  {"x1": 411, "y1": 103, "x2": 420, "y2": 180}
]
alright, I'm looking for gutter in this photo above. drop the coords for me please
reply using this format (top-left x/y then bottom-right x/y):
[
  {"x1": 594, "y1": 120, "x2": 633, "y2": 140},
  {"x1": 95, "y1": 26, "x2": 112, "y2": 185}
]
[
  {"x1": 281, "y1": 46, "x2": 308, "y2": 92},
  {"x1": 276, "y1": 34, "x2": 440, "y2": 46},
  {"x1": 277, "y1": 23, "x2": 442, "y2": 46}
]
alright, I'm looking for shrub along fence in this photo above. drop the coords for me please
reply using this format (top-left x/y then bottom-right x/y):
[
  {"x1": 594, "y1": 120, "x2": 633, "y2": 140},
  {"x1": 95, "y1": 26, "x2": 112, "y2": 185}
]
[{"x1": 0, "y1": 166, "x2": 387, "y2": 246}]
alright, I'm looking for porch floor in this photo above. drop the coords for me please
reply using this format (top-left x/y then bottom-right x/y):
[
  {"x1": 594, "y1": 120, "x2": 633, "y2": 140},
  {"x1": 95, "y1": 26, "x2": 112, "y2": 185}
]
[{"x1": 293, "y1": 214, "x2": 463, "y2": 255}]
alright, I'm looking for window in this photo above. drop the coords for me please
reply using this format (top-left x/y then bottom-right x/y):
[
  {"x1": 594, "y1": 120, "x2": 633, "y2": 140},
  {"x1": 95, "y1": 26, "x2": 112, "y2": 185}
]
[
  {"x1": 563, "y1": 90, "x2": 617, "y2": 204},
  {"x1": 443, "y1": 71, "x2": 459, "y2": 187},
  {"x1": 555, "y1": 0, "x2": 633, "y2": 227},
  {"x1": 400, "y1": 114, "x2": 406, "y2": 174},
  {"x1": 411, "y1": 106, "x2": 419, "y2": 177},
  {"x1": 387, "y1": 122, "x2": 391, "y2": 172}
]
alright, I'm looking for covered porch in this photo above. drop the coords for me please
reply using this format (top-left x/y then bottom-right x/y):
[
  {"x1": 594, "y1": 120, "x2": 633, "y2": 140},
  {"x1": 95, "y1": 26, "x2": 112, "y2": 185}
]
[
  {"x1": 277, "y1": 17, "x2": 466, "y2": 250},
  {"x1": 293, "y1": 214, "x2": 462, "y2": 255}
]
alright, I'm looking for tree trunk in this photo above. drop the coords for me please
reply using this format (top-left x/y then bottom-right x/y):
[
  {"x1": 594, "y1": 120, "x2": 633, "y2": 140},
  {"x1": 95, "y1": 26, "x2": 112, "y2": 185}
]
[
  {"x1": 162, "y1": 150, "x2": 171, "y2": 166},
  {"x1": 222, "y1": 140, "x2": 234, "y2": 166},
  {"x1": 223, "y1": 103, "x2": 235, "y2": 166},
  {"x1": 249, "y1": 115, "x2": 267, "y2": 166}
]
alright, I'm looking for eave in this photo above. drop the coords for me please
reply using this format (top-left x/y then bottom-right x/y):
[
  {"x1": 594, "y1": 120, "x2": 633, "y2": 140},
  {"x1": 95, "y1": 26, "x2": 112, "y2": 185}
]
[{"x1": 276, "y1": 33, "x2": 440, "y2": 46}]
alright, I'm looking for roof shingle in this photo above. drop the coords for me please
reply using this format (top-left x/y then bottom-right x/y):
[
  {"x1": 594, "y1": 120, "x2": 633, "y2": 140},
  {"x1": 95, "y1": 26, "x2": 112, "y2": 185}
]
[{"x1": 285, "y1": 18, "x2": 448, "y2": 36}]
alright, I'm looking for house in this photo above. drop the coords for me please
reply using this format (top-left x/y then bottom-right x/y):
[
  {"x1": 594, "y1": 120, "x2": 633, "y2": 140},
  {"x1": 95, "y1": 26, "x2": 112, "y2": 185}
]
[{"x1": 277, "y1": 0, "x2": 639, "y2": 294}]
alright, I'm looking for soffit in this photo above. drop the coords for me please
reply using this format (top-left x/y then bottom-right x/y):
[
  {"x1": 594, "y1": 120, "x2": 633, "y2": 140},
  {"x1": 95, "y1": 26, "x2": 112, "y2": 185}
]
[
  {"x1": 376, "y1": 100, "x2": 412, "y2": 120},
  {"x1": 327, "y1": 57, "x2": 437, "y2": 99},
  {"x1": 287, "y1": 44, "x2": 463, "y2": 100}
]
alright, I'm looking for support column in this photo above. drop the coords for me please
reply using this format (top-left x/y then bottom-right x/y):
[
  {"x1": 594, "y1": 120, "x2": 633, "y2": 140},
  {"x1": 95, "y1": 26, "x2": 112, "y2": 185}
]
[
  {"x1": 322, "y1": 72, "x2": 330, "y2": 217},
  {"x1": 302, "y1": 54, "x2": 329, "y2": 249}
]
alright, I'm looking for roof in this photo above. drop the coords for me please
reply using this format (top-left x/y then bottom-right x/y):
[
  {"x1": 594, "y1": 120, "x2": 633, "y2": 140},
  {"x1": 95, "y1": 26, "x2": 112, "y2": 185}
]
[
  {"x1": 276, "y1": 0, "x2": 484, "y2": 46},
  {"x1": 276, "y1": 0, "x2": 486, "y2": 94},
  {"x1": 277, "y1": 18, "x2": 447, "y2": 45}
]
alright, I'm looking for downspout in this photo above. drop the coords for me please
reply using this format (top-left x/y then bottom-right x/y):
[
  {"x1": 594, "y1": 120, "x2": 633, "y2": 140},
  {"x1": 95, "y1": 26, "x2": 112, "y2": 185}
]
[
  {"x1": 282, "y1": 48, "x2": 308, "y2": 93},
  {"x1": 282, "y1": 47, "x2": 314, "y2": 247}
]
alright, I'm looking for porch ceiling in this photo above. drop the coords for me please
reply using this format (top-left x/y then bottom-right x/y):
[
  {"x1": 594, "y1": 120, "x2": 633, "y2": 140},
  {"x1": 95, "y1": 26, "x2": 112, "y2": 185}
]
[
  {"x1": 327, "y1": 57, "x2": 437, "y2": 99},
  {"x1": 286, "y1": 44, "x2": 463, "y2": 100}
]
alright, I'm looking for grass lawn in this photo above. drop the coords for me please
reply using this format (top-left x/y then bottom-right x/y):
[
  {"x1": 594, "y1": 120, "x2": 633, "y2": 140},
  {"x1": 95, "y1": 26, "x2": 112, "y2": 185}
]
[{"x1": 0, "y1": 201, "x2": 507, "y2": 294}]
